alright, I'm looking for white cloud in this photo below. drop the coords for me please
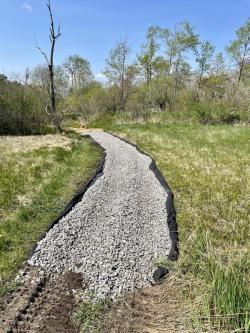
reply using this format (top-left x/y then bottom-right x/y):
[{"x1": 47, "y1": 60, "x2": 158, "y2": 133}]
[{"x1": 22, "y1": 2, "x2": 32, "y2": 12}]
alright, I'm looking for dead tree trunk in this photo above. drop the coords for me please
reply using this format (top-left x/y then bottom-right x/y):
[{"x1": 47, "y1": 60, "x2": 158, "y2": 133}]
[{"x1": 37, "y1": 0, "x2": 62, "y2": 132}]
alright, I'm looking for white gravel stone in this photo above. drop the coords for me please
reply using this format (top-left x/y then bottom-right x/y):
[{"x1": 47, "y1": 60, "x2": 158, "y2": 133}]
[{"x1": 28, "y1": 131, "x2": 172, "y2": 299}]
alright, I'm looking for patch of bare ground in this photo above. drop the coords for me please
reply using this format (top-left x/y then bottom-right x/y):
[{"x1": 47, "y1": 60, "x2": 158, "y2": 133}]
[
  {"x1": 1, "y1": 270, "x2": 191, "y2": 333},
  {"x1": 0, "y1": 267, "x2": 83, "y2": 333},
  {"x1": 103, "y1": 273, "x2": 190, "y2": 333}
]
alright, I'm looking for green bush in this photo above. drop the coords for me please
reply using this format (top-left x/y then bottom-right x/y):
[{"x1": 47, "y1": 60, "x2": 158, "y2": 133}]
[{"x1": 0, "y1": 80, "x2": 50, "y2": 135}]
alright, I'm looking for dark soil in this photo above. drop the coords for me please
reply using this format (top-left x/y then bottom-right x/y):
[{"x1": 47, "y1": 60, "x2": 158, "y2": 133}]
[{"x1": 0, "y1": 268, "x2": 83, "y2": 333}]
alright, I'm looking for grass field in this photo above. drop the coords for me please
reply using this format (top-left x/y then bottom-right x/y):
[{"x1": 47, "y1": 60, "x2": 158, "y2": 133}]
[
  {"x1": 107, "y1": 124, "x2": 250, "y2": 332},
  {"x1": 1, "y1": 125, "x2": 249, "y2": 332},
  {"x1": 0, "y1": 133, "x2": 102, "y2": 294}
]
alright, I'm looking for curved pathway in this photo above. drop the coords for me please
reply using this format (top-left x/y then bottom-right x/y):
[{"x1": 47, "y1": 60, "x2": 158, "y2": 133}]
[{"x1": 29, "y1": 131, "x2": 172, "y2": 299}]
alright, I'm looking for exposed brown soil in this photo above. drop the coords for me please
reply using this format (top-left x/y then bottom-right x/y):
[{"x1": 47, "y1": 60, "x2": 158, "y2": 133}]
[
  {"x1": 0, "y1": 268, "x2": 83, "y2": 333},
  {"x1": 1, "y1": 270, "x2": 189, "y2": 333},
  {"x1": 102, "y1": 273, "x2": 189, "y2": 333}
]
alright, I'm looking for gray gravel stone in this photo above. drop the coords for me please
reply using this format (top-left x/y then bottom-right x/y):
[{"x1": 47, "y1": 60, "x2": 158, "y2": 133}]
[{"x1": 28, "y1": 131, "x2": 171, "y2": 299}]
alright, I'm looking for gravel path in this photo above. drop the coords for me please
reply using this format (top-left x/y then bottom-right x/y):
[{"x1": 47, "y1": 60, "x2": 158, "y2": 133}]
[{"x1": 29, "y1": 131, "x2": 172, "y2": 299}]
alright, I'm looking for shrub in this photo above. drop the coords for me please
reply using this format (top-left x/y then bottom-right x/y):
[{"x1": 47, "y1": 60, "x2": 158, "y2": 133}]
[{"x1": 0, "y1": 81, "x2": 50, "y2": 135}]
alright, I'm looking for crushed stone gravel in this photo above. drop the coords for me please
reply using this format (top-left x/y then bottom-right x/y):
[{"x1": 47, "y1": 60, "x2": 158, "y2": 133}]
[{"x1": 28, "y1": 131, "x2": 172, "y2": 299}]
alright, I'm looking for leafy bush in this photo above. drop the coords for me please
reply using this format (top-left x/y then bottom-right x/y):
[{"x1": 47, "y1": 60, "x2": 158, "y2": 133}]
[
  {"x1": 63, "y1": 83, "x2": 107, "y2": 121},
  {"x1": 0, "y1": 80, "x2": 50, "y2": 135}
]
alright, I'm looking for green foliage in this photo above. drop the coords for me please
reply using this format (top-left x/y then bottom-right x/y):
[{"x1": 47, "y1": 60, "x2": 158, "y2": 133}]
[
  {"x1": 63, "y1": 82, "x2": 107, "y2": 121},
  {"x1": 63, "y1": 55, "x2": 93, "y2": 90},
  {"x1": 134, "y1": 77, "x2": 172, "y2": 111},
  {"x1": 137, "y1": 25, "x2": 164, "y2": 83},
  {"x1": 187, "y1": 101, "x2": 230, "y2": 124},
  {"x1": 89, "y1": 96, "x2": 247, "y2": 127},
  {"x1": 200, "y1": 74, "x2": 228, "y2": 97},
  {"x1": 0, "y1": 78, "x2": 50, "y2": 135},
  {"x1": 73, "y1": 299, "x2": 109, "y2": 333},
  {"x1": 89, "y1": 112, "x2": 131, "y2": 128},
  {"x1": 211, "y1": 53, "x2": 226, "y2": 76},
  {"x1": 225, "y1": 18, "x2": 250, "y2": 82},
  {"x1": 103, "y1": 40, "x2": 138, "y2": 111},
  {"x1": 196, "y1": 41, "x2": 215, "y2": 86}
]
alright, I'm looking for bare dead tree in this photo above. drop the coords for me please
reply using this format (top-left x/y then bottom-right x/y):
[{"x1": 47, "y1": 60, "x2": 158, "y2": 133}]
[{"x1": 36, "y1": 0, "x2": 62, "y2": 132}]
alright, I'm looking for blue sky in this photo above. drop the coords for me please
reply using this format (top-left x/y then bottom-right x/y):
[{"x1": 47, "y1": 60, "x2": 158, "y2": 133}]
[{"x1": 0, "y1": 0, "x2": 249, "y2": 78}]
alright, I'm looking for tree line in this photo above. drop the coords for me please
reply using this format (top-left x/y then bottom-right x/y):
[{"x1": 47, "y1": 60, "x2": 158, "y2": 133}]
[
  {"x1": 0, "y1": 0, "x2": 249, "y2": 134},
  {"x1": 103, "y1": 19, "x2": 250, "y2": 121}
]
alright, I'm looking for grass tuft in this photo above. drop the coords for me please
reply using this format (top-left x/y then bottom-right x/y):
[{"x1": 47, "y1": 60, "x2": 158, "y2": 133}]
[{"x1": 73, "y1": 299, "x2": 110, "y2": 333}]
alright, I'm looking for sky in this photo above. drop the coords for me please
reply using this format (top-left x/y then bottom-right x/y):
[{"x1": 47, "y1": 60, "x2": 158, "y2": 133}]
[{"x1": 0, "y1": 0, "x2": 249, "y2": 79}]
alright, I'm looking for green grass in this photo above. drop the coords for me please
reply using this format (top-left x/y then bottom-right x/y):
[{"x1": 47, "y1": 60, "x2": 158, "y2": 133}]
[
  {"x1": 0, "y1": 133, "x2": 102, "y2": 294},
  {"x1": 107, "y1": 123, "x2": 250, "y2": 332},
  {"x1": 72, "y1": 299, "x2": 109, "y2": 333}
]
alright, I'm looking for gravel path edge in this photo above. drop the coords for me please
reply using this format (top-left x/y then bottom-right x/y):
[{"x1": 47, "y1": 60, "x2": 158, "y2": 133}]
[
  {"x1": 108, "y1": 132, "x2": 178, "y2": 261},
  {"x1": 27, "y1": 134, "x2": 106, "y2": 260}
]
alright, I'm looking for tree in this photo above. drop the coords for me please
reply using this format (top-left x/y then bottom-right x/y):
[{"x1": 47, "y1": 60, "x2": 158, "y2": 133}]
[
  {"x1": 104, "y1": 40, "x2": 137, "y2": 112},
  {"x1": 196, "y1": 41, "x2": 215, "y2": 88},
  {"x1": 0, "y1": 74, "x2": 8, "y2": 84},
  {"x1": 54, "y1": 65, "x2": 69, "y2": 97},
  {"x1": 63, "y1": 55, "x2": 93, "y2": 90},
  {"x1": 30, "y1": 65, "x2": 50, "y2": 93},
  {"x1": 160, "y1": 22, "x2": 199, "y2": 111},
  {"x1": 137, "y1": 26, "x2": 162, "y2": 84},
  {"x1": 30, "y1": 64, "x2": 68, "y2": 97},
  {"x1": 225, "y1": 18, "x2": 250, "y2": 83},
  {"x1": 211, "y1": 52, "x2": 226, "y2": 76},
  {"x1": 36, "y1": 0, "x2": 62, "y2": 132},
  {"x1": 160, "y1": 27, "x2": 176, "y2": 77}
]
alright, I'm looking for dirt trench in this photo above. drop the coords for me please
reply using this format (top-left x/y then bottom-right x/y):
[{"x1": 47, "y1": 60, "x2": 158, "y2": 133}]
[{"x1": 0, "y1": 268, "x2": 82, "y2": 333}]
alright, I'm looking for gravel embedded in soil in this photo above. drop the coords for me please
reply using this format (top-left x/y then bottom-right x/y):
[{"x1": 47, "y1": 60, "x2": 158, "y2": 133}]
[{"x1": 28, "y1": 131, "x2": 172, "y2": 299}]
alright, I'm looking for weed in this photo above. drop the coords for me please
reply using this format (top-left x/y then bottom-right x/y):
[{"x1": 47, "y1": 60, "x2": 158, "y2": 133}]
[
  {"x1": 153, "y1": 256, "x2": 175, "y2": 270},
  {"x1": 73, "y1": 299, "x2": 110, "y2": 333}
]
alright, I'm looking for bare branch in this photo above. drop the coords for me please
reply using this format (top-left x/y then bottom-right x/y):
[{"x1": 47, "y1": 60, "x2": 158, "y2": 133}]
[
  {"x1": 35, "y1": 39, "x2": 49, "y2": 64},
  {"x1": 56, "y1": 22, "x2": 61, "y2": 38}
]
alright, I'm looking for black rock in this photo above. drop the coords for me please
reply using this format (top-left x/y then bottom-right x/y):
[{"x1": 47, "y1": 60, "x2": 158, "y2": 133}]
[{"x1": 153, "y1": 267, "x2": 169, "y2": 283}]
